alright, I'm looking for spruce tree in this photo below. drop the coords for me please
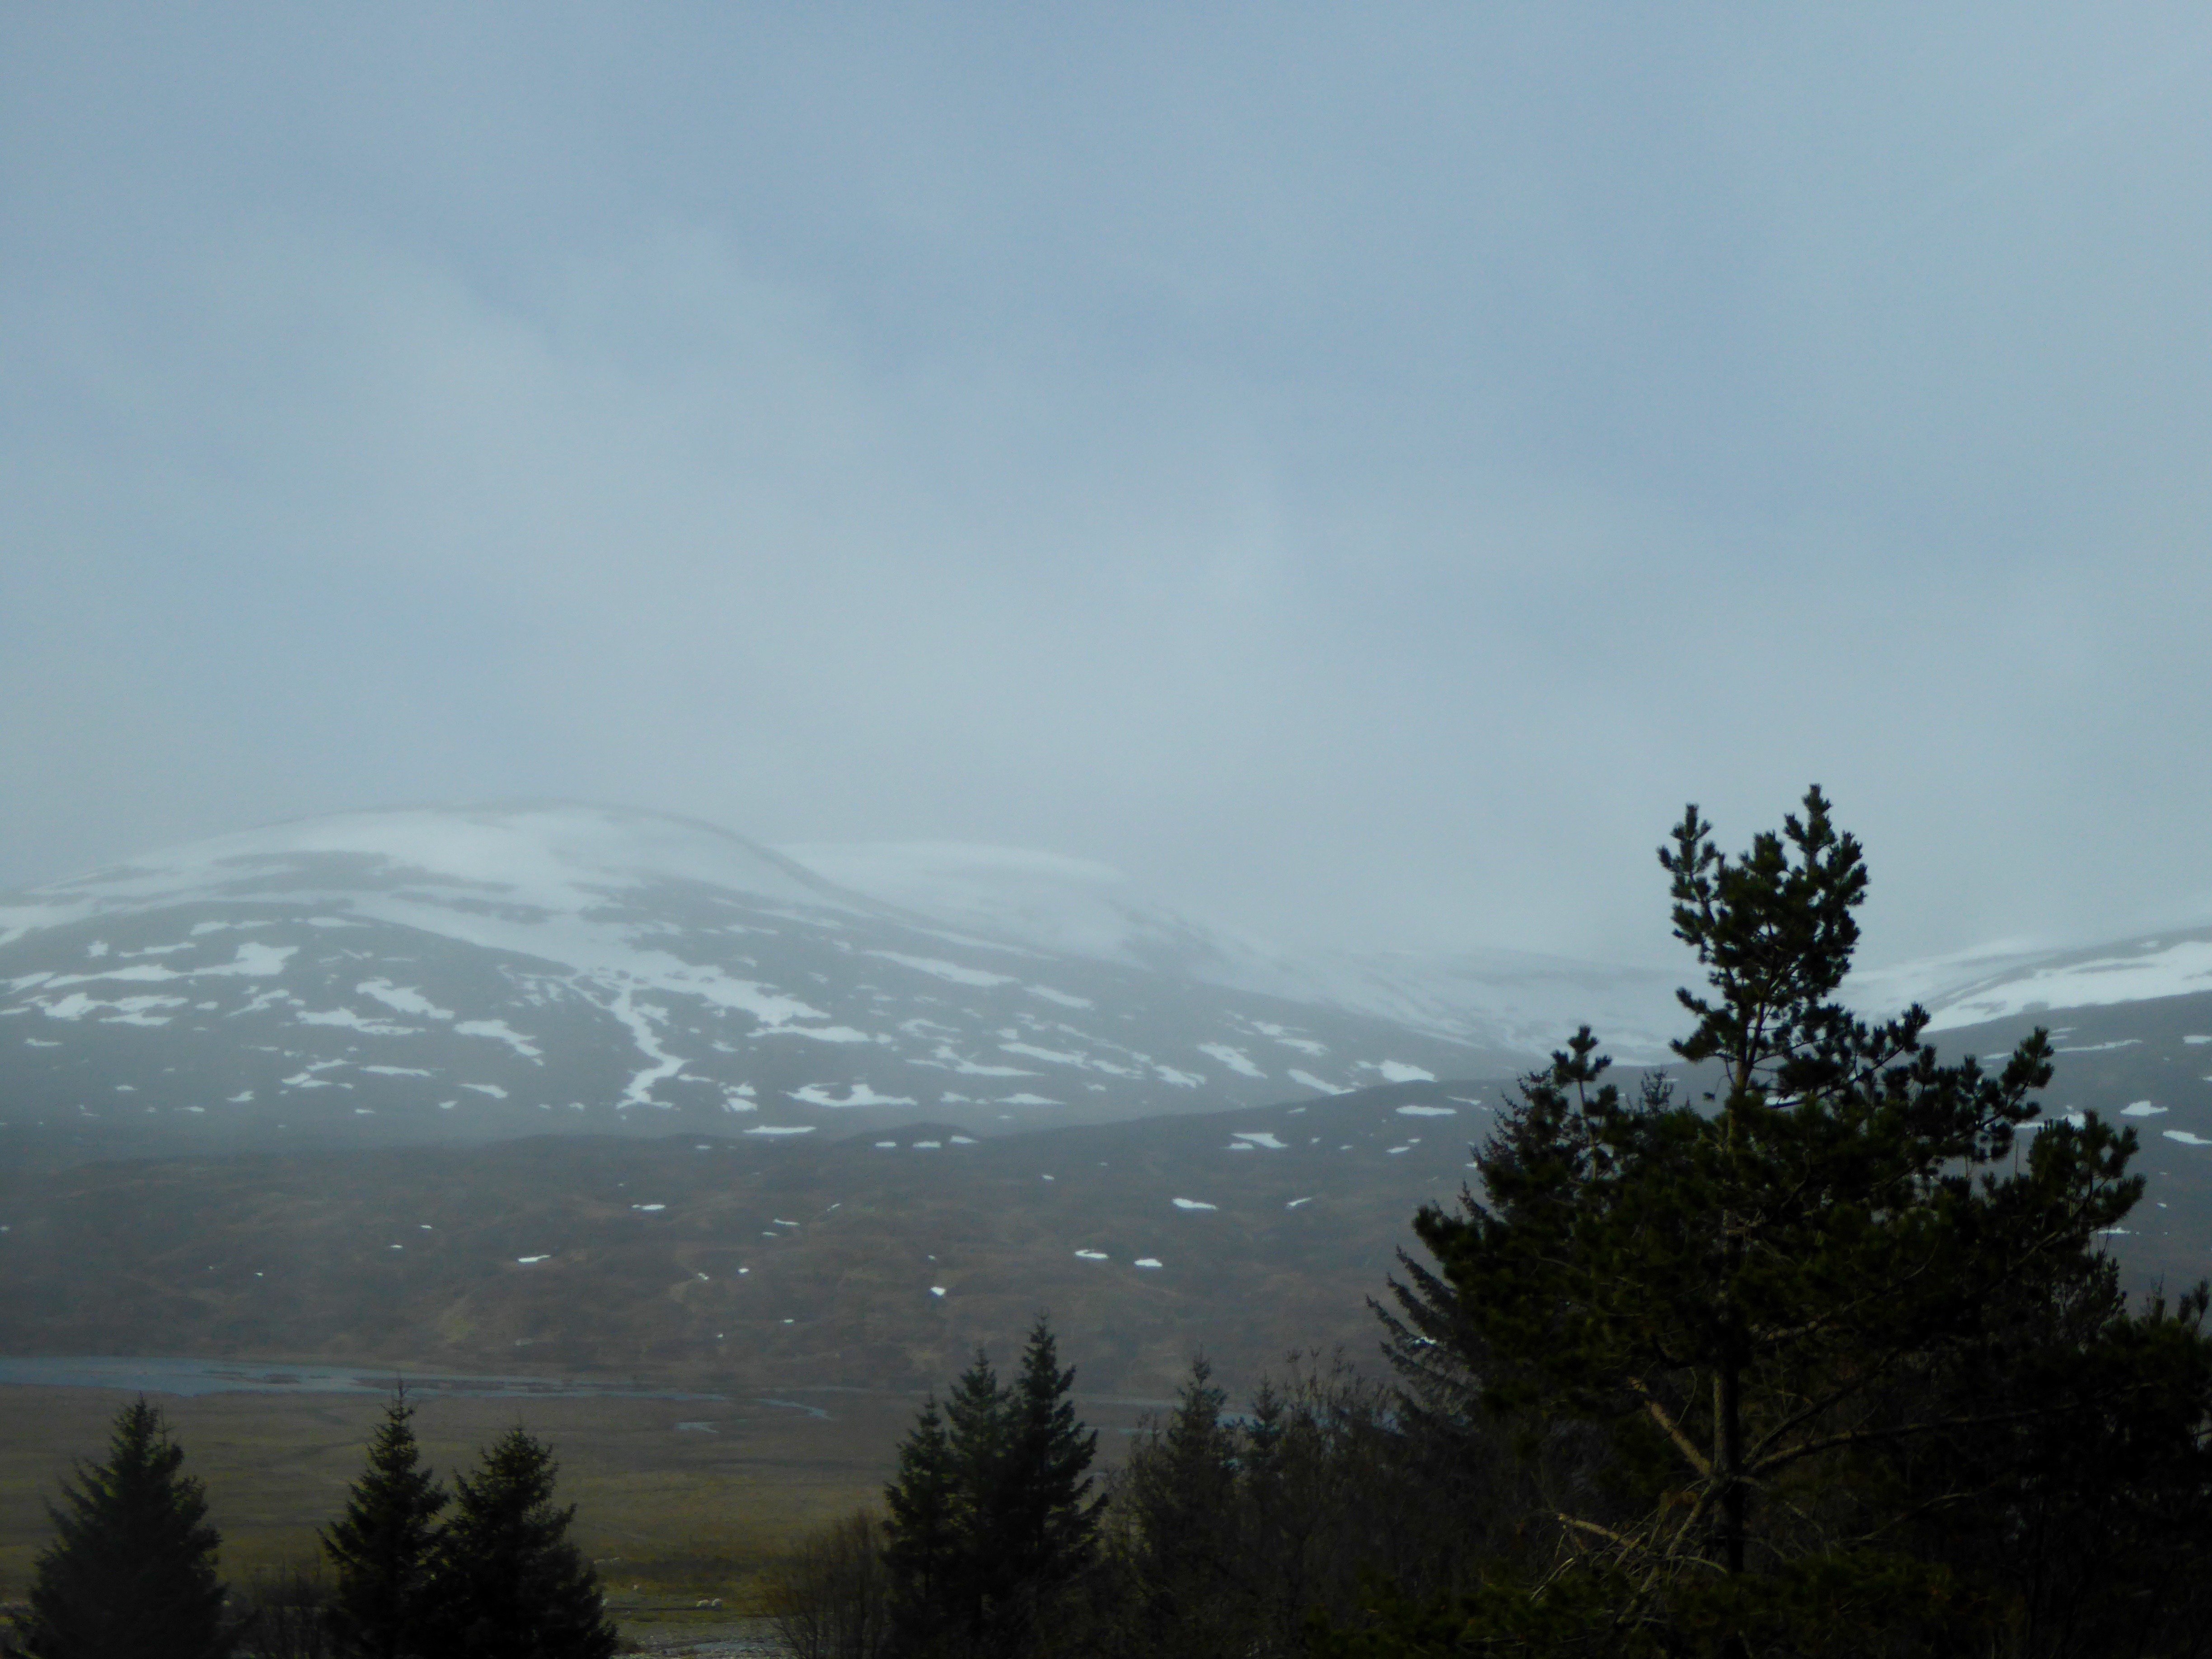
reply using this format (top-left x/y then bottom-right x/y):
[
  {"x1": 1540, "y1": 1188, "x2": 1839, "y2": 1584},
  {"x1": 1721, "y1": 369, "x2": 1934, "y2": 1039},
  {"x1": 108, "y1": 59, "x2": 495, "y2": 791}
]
[
  {"x1": 881, "y1": 1320, "x2": 1099, "y2": 1659},
  {"x1": 1119, "y1": 1357, "x2": 1241, "y2": 1657},
  {"x1": 882, "y1": 1397, "x2": 963, "y2": 1655},
  {"x1": 321, "y1": 1387, "x2": 446, "y2": 1659},
  {"x1": 16, "y1": 1397, "x2": 233, "y2": 1659},
  {"x1": 979, "y1": 1322, "x2": 1101, "y2": 1650},
  {"x1": 420, "y1": 1429, "x2": 616, "y2": 1659}
]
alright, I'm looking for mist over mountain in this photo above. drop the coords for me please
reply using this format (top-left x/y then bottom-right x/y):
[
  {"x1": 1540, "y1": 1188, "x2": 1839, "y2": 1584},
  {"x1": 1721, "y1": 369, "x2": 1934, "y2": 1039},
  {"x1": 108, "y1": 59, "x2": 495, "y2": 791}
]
[
  {"x1": 0, "y1": 805, "x2": 1514, "y2": 1165},
  {"x1": 7, "y1": 804, "x2": 2212, "y2": 1171}
]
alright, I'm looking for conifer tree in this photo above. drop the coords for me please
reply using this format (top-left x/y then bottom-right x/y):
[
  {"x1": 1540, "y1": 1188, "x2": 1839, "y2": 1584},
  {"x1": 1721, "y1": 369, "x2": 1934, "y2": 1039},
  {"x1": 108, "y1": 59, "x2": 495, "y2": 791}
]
[
  {"x1": 321, "y1": 1387, "x2": 446, "y2": 1659},
  {"x1": 979, "y1": 1323, "x2": 1102, "y2": 1650},
  {"x1": 420, "y1": 1429, "x2": 616, "y2": 1659},
  {"x1": 881, "y1": 1320, "x2": 1099, "y2": 1658},
  {"x1": 15, "y1": 1397, "x2": 233, "y2": 1659},
  {"x1": 882, "y1": 1397, "x2": 963, "y2": 1655},
  {"x1": 1119, "y1": 1357, "x2": 1241, "y2": 1657}
]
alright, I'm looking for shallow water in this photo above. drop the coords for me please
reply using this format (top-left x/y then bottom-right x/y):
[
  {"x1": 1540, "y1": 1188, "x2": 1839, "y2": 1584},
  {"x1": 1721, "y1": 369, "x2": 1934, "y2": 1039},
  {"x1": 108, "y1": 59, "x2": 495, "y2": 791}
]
[{"x1": 0, "y1": 1355, "x2": 723, "y2": 1400}]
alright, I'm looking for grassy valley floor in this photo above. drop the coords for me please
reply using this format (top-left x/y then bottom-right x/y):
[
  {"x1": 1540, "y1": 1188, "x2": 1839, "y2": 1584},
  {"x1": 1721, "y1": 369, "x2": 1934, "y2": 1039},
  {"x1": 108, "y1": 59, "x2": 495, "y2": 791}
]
[{"x1": 0, "y1": 1381, "x2": 1159, "y2": 1607}]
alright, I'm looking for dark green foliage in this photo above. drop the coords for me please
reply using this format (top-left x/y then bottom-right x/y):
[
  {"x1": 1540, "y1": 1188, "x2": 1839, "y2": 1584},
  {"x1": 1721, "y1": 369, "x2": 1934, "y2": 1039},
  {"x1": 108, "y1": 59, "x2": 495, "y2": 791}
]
[
  {"x1": 1115, "y1": 1357, "x2": 1241, "y2": 1654},
  {"x1": 320, "y1": 1389, "x2": 445, "y2": 1659},
  {"x1": 1078, "y1": 1353, "x2": 1502, "y2": 1659},
  {"x1": 1331, "y1": 791, "x2": 2212, "y2": 1656},
  {"x1": 14, "y1": 1397, "x2": 233, "y2": 1659},
  {"x1": 420, "y1": 1429, "x2": 616, "y2": 1659},
  {"x1": 883, "y1": 1397, "x2": 963, "y2": 1654},
  {"x1": 882, "y1": 1319, "x2": 1101, "y2": 1658}
]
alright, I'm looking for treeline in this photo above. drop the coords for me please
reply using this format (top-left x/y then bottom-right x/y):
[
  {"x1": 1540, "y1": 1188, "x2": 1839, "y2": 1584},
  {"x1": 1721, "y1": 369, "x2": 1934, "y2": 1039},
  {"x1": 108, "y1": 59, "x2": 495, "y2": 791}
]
[
  {"x1": 774, "y1": 792, "x2": 2212, "y2": 1659},
  {"x1": 1, "y1": 1391, "x2": 613, "y2": 1659}
]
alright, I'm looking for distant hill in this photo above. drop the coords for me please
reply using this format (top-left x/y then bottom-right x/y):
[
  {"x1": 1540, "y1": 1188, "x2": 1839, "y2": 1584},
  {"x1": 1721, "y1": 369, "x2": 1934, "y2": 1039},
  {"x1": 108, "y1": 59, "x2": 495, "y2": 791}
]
[
  {"x1": 0, "y1": 806, "x2": 1511, "y2": 1166},
  {"x1": 1, "y1": 1023, "x2": 2208, "y2": 1401}
]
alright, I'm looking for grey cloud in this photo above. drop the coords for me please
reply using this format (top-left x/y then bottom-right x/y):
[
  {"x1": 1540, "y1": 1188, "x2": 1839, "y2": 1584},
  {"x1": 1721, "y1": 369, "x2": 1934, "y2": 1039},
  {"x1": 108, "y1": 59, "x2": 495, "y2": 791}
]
[{"x1": 5, "y1": 4, "x2": 2211, "y2": 973}]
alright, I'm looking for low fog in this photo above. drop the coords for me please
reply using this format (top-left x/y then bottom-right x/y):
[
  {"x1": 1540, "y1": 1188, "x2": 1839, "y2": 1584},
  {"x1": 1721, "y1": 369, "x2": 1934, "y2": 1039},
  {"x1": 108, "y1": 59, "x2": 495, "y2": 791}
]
[{"x1": 5, "y1": 5, "x2": 2210, "y2": 971}]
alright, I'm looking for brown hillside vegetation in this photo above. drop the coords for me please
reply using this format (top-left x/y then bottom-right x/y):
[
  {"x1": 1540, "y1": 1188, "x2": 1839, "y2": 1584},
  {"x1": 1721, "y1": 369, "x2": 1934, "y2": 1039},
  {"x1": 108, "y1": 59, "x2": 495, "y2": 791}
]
[{"x1": 0, "y1": 1080, "x2": 1502, "y2": 1397}]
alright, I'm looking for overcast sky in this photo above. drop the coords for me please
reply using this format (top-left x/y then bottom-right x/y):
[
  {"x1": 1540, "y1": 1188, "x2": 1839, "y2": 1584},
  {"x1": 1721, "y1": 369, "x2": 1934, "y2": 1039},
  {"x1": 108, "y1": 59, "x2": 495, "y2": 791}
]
[{"x1": 5, "y1": 5, "x2": 2211, "y2": 967}]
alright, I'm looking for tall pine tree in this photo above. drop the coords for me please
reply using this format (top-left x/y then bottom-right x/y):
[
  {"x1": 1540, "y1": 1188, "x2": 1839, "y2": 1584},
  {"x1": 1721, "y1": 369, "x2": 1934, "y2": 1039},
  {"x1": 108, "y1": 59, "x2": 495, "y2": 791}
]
[
  {"x1": 420, "y1": 1429, "x2": 616, "y2": 1659},
  {"x1": 321, "y1": 1386, "x2": 446, "y2": 1659},
  {"x1": 16, "y1": 1397, "x2": 233, "y2": 1659}
]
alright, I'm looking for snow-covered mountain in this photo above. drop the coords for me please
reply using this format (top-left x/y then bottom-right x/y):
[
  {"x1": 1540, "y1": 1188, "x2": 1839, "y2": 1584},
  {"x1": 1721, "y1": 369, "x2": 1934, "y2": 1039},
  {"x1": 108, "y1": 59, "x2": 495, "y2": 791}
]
[{"x1": 0, "y1": 806, "x2": 1509, "y2": 1163}]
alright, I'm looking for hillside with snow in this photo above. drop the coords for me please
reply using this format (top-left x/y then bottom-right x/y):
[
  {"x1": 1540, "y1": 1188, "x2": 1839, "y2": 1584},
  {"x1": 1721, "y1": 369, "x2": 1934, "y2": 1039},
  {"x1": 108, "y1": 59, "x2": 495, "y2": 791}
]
[{"x1": 0, "y1": 806, "x2": 1509, "y2": 1164}]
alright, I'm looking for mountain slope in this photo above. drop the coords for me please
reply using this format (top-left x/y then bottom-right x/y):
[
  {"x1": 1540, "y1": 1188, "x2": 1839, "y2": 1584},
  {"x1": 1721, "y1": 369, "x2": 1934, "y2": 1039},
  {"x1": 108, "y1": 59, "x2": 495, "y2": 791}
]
[{"x1": 0, "y1": 806, "x2": 1505, "y2": 1165}]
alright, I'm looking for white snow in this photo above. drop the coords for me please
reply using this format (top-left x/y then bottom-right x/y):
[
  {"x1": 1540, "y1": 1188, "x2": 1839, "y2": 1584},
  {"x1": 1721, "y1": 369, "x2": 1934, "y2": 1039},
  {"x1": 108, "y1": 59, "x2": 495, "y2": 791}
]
[
  {"x1": 866, "y1": 951, "x2": 1017, "y2": 988},
  {"x1": 1199, "y1": 1043, "x2": 1266, "y2": 1079},
  {"x1": 200, "y1": 943, "x2": 297, "y2": 978},
  {"x1": 1026, "y1": 986, "x2": 1092, "y2": 1008},
  {"x1": 1285, "y1": 1197, "x2": 1312, "y2": 1208},
  {"x1": 455, "y1": 1019, "x2": 542, "y2": 1059},
  {"x1": 297, "y1": 1008, "x2": 414, "y2": 1036},
  {"x1": 1920, "y1": 939, "x2": 2212, "y2": 1031},
  {"x1": 1232, "y1": 1131, "x2": 1287, "y2": 1150},
  {"x1": 1374, "y1": 1061, "x2": 1437, "y2": 1083},
  {"x1": 789, "y1": 1083, "x2": 917, "y2": 1108},
  {"x1": 998, "y1": 1093, "x2": 1063, "y2": 1106},
  {"x1": 1396, "y1": 1104, "x2": 1457, "y2": 1116},
  {"x1": 2123, "y1": 1101, "x2": 2169, "y2": 1117},
  {"x1": 2164, "y1": 1130, "x2": 2212, "y2": 1147},
  {"x1": 1289, "y1": 1069, "x2": 1346, "y2": 1095},
  {"x1": 2188, "y1": 1035, "x2": 2212, "y2": 1045},
  {"x1": 1133, "y1": 1258, "x2": 1162, "y2": 1269},
  {"x1": 459, "y1": 1083, "x2": 508, "y2": 1099},
  {"x1": 632, "y1": 1204, "x2": 667, "y2": 1212},
  {"x1": 930, "y1": 1286, "x2": 947, "y2": 1297},
  {"x1": 602, "y1": 988, "x2": 684, "y2": 1107},
  {"x1": 1074, "y1": 1249, "x2": 1109, "y2": 1261},
  {"x1": 1171, "y1": 1198, "x2": 1218, "y2": 1211},
  {"x1": 357, "y1": 980, "x2": 455, "y2": 1020},
  {"x1": 744, "y1": 1125, "x2": 816, "y2": 1136}
]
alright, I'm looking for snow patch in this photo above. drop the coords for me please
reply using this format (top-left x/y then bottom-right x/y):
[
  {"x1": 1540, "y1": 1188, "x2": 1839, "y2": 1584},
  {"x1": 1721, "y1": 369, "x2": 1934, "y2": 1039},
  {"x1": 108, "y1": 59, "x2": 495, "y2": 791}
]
[
  {"x1": 1374, "y1": 1061, "x2": 1436, "y2": 1083},
  {"x1": 1199, "y1": 1043, "x2": 1265, "y2": 1079},
  {"x1": 866, "y1": 951, "x2": 1017, "y2": 988},
  {"x1": 789, "y1": 1082, "x2": 917, "y2": 1108},
  {"x1": 357, "y1": 980, "x2": 455, "y2": 1020},
  {"x1": 456, "y1": 1019, "x2": 542, "y2": 1059}
]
